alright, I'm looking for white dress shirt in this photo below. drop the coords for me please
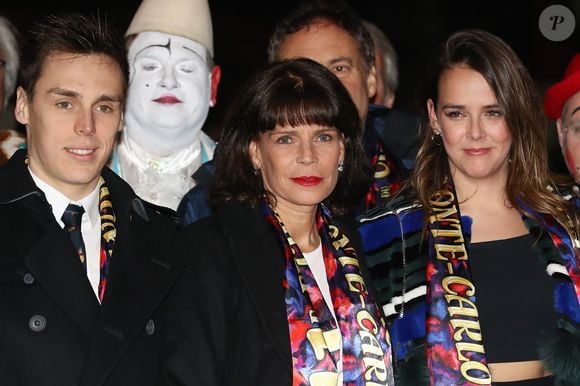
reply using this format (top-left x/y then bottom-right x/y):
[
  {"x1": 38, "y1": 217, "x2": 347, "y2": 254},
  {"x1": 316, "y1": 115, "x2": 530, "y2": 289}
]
[{"x1": 29, "y1": 169, "x2": 102, "y2": 301}]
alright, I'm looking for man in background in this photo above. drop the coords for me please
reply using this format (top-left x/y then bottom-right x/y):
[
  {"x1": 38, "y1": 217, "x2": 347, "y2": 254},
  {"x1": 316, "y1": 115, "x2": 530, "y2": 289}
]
[
  {"x1": 0, "y1": 14, "x2": 25, "y2": 164},
  {"x1": 267, "y1": 0, "x2": 419, "y2": 208},
  {"x1": 363, "y1": 19, "x2": 398, "y2": 109}
]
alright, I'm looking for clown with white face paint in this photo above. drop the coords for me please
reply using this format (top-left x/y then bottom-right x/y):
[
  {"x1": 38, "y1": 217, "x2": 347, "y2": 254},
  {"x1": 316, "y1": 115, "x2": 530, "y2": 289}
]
[
  {"x1": 111, "y1": 0, "x2": 221, "y2": 210},
  {"x1": 545, "y1": 53, "x2": 580, "y2": 186}
]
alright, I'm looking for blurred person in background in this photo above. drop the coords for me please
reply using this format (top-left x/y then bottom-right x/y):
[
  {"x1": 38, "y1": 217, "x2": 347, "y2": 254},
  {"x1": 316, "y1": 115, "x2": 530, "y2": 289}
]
[
  {"x1": 362, "y1": 19, "x2": 398, "y2": 109},
  {"x1": 544, "y1": 53, "x2": 580, "y2": 189},
  {"x1": 0, "y1": 14, "x2": 25, "y2": 164}
]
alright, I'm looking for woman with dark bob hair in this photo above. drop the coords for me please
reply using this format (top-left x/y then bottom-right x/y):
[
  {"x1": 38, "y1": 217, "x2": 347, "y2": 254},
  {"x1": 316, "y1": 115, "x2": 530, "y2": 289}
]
[
  {"x1": 162, "y1": 58, "x2": 394, "y2": 386},
  {"x1": 358, "y1": 30, "x2": 580, "y2": 385}
]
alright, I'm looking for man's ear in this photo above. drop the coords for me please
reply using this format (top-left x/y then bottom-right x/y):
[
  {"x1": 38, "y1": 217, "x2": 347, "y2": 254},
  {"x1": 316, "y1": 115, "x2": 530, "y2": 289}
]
[
  {"x1": 210, "y1": 65, "x2": 221, "y2": 107},
  {"x1": 15, "y1": 87, "x2": 29, "y2": 125},
  {"x1": 118, "y1": 113, "x2": 124, "y2": 132}
]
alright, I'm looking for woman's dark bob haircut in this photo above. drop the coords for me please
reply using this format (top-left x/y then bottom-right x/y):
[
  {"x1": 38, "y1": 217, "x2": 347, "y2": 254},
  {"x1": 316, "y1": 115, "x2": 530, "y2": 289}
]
[{"x1": 210, "y1": 58, "x2": 370, "y2": 216}]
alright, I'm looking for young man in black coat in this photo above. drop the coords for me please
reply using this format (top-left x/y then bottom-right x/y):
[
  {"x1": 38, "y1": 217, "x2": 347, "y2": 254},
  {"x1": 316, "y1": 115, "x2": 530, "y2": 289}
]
[{"x1": 0, "y1": 13, "x2": 184, "y2": 385}]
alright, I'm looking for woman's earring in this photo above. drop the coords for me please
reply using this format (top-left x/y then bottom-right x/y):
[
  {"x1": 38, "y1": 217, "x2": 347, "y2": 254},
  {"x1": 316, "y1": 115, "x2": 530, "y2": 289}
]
[
  {"x1": 431, "y1": 130, "x2": 442, "y2": 146},
  {"x1": 337, "y1": 160, "x2": 344, "y2": 172}
]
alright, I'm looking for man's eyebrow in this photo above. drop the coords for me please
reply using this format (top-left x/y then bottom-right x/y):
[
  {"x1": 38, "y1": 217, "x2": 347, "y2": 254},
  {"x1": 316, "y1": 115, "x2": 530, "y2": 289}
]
[
  {"x1": 46, "y1": 88, "x2": 122, "y2": 103},
  {"x1": 328, "y1": 56, "x2": 353, "y2": 66},
  {"x1": 47, "y1": 87, "x2": 79, "y2": 98},
  {"x1": 95, "y1": 94, "x2": 123, "y2": 103},
  {"x1": 571, "y1": 106, "x2": 580, "y2": 117}
]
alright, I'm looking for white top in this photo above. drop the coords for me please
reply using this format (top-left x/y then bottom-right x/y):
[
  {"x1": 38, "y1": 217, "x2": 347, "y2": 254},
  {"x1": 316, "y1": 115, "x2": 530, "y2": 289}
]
[
  {"x1": 30, "y1": 169, "x2": 102, "y2": 301},
  {"x1": 302, "y1": 243, "x2": 343, "y2": 385},
  {"x1": 116, "y1": 132, "x2": 215, "y2": 210}
]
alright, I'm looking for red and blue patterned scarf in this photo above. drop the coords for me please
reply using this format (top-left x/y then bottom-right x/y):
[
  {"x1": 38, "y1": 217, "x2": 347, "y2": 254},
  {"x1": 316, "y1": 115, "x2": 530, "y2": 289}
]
[
  {"x1": 426, "y1": 185, "x2": 491, "y2": 385},
  {"x1": 261, "y1": 201, "x2": 394, "y2": 386},
  {"x1": 97, "y1": 177, "x2": 115, "y2": 303}
]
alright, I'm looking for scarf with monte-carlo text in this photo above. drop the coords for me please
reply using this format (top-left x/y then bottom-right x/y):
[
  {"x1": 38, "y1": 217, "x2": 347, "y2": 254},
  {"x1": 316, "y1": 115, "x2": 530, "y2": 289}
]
[
  {"x1": 364, "y1": 131, "x2": 401, "y2": 212},
  {"x1": 426, "y1": 184, "x2": 491, "y2": 385},
  {"x1": 97, "y1": 177, "x2": 116, "y2": 303},
  {"x1": 425, "y1": 183, "x2": 580, "y2": 385},
  {"x1": 261, "y1": 201, "x2": 394, "y2": 386}
]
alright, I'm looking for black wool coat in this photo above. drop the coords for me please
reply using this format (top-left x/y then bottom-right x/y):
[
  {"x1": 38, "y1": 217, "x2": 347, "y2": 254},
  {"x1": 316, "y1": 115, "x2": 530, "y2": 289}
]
[
  {"x1": 0, "y1": 149, "x2": 185, "y2": 386},
  {"x1": 161, "y1": 201, "x2": 377, "y2": 386}
]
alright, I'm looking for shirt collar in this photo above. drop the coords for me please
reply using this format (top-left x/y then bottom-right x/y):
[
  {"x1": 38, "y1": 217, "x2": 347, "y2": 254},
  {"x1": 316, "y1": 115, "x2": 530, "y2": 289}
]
[{"x1": 28, "y1": 168, "x2": 100, "y2": 229}]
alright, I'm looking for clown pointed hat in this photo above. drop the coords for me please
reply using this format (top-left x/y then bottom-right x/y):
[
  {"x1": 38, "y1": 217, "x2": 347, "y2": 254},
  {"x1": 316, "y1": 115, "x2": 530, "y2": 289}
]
[{"x1": 126, "y1": 0, "x2": 214, "y2": 57}]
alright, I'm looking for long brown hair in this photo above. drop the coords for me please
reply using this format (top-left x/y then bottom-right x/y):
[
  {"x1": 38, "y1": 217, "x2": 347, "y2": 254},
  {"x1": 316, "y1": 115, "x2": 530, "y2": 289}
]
[{"x1": 412, "y1": 29, "x2": 578, "y2": 234}]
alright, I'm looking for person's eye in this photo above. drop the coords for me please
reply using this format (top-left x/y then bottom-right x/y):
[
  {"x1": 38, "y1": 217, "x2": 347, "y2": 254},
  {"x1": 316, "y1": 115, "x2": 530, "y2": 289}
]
[
  {"x1": 97, "y1": 104, "x2": 114, "y2": 113},
  {"x1": 444, "y1": 110, "x2": 464, "y2": 119},
  {"x1": 332, "y1": 64, "x2": 350, "y2": 74},
  {"x1": 56, "y1": 101, "x2": 73, "y2": 110},
  {"x1": 317, "y1": 133, "x2": 334, "y2": 142},
  {"x1": 275, "y1": 135, "x2": 292, "y2": 144},
  {"x1": 570, "y1": 124, "x2": 580, "y2": 137},
  {"x1": 141, "y1": 62, "x2": 159, "y2": 71},
  {"x1": 487, "y1": 109, "x2": 503, "y2": 118},
  {"x1": 178, "y1": 65, "x2": 194, "y2": 74}
]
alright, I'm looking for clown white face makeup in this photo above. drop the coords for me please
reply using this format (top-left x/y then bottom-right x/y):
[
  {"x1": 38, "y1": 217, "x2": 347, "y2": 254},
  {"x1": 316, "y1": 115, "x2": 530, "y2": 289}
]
[
  {"x1": 557, "y1": 92, "x2": 580, "y2": 183},
  {"x1": 125, "y1": 31, "x2": 212, "y2": 156}
]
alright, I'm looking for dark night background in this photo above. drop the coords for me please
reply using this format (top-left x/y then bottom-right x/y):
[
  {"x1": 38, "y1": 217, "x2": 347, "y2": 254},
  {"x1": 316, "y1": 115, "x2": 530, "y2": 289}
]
[{"x1": 2, "y1": 0, "x2": 579, "y2": 172}]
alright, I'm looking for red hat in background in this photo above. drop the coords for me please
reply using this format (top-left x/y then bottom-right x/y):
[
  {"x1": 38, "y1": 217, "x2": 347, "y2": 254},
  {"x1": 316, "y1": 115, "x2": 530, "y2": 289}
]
[{"x1": 544, "y1": 53, "x2": 580, "y2": 120}]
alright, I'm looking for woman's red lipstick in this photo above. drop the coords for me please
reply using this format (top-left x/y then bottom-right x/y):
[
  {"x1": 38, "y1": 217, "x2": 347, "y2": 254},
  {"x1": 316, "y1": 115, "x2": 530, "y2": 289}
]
[{"x1": 291, "y1": 176, "x2": 322, "y2": 186}]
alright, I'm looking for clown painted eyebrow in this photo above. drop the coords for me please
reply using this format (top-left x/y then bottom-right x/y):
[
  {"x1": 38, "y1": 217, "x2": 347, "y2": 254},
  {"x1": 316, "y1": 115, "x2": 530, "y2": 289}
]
[{"x1": 134, "y1": 38, "x2": 206, "y2": 63}]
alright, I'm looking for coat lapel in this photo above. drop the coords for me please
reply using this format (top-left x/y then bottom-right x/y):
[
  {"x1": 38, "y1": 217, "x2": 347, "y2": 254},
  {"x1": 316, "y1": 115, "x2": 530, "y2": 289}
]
[
  {"x1": 81, "y1": 174, "x2": 183, "y2": 385},
  {"x1": 217, "y1": 204, "x2": 292, "y2": 373}
]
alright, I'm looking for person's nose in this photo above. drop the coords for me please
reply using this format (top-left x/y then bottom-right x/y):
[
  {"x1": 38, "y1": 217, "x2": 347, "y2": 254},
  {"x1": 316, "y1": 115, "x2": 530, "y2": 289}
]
[
  {"x1": 467, "y1": 117, "x2": 485, "y2": 140},
  {"x1": 159, "y1": 67, "x2": 178, "y2": 90},
  {"x1": 74, "y1": 109, "x2": 96, "y2": 136},
  {"x1": 297, "y1": 141, "x2": 317, "y2": 165}
]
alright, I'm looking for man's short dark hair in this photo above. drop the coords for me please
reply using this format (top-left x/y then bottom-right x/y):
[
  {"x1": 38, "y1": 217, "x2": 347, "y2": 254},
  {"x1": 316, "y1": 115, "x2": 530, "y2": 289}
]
[
  {"x1": 19, "y1": 12, "x2": 128, "y2": 101},
  {"x1": 267, "y1": 0, "x2": 375, "y2": 76}
]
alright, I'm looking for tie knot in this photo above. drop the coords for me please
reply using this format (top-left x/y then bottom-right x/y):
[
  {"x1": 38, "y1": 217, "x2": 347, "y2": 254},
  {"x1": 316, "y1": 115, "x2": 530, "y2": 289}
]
[{"x1": 62, "y1": 203, "x2": 85, "y2": 230}]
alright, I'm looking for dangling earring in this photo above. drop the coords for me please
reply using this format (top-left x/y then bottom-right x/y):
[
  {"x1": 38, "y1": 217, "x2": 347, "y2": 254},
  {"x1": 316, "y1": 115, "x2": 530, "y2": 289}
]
[
  {"x1": 337, "y1": 160, "x2": 344, "y2": 172},
  {"x1": 431, "y1": 130, "x2": 442, "y2": 146},
  {"x1": 253, "y1": 167, "x2": 260, "y2": 176}
]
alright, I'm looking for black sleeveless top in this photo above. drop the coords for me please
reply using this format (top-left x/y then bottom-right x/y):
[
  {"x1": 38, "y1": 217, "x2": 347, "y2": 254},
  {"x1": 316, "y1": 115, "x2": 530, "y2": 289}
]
[{"x1": 469, "y1": 233, "x2": 558, "y2": 363}]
